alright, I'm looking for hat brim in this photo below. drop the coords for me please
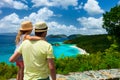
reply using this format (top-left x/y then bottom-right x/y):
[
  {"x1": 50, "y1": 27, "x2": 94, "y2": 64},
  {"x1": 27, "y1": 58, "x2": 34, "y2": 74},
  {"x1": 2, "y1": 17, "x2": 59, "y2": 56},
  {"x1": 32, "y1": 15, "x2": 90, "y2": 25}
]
[{"x1": 20, "y1": 28, "x2": 33, "y2": 31}]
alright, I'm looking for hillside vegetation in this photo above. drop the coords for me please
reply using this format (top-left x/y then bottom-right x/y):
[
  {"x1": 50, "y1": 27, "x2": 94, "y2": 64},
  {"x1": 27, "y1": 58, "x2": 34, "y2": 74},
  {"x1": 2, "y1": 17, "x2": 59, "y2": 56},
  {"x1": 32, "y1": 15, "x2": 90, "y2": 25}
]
[{"x1": 64, "y1": 34, "x2": 112, "y2": 54}]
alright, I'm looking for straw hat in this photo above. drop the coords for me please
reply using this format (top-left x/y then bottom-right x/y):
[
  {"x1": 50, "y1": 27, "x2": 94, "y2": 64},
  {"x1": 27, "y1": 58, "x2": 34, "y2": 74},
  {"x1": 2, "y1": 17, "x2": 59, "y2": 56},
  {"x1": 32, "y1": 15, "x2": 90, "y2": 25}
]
[
  {"x1": 35, "y1": 22, "x2": 48, "y2": 32},
  {"x1": 20, "y1": 21, "x2": 33, "y2": 31}
]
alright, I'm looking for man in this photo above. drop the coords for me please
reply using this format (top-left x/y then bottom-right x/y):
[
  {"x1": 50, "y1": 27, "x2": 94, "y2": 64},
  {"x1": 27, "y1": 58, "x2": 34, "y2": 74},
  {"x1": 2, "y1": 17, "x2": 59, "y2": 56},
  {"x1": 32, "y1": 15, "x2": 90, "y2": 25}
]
[{"x1": 9, "y1": 22, "x2": 56, "y2": 80}]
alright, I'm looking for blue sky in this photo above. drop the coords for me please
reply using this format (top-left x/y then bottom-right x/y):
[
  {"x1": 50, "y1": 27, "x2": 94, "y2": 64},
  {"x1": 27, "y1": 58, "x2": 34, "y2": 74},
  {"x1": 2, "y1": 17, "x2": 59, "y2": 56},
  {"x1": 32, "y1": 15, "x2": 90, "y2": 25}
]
[{"x1": 0, "y1": 0, "x2": 120, "y2": 35}]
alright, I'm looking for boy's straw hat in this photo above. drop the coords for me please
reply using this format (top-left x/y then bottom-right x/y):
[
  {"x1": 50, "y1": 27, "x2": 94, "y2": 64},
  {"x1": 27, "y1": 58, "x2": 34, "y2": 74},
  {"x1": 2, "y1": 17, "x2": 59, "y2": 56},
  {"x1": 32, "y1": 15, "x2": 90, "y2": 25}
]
[
  {"x1": 34, "y1": 22, "x2": 48, "y2": 32},
  {"x1": 20, "y1": 21, "x2": 33, "y2": 31}
]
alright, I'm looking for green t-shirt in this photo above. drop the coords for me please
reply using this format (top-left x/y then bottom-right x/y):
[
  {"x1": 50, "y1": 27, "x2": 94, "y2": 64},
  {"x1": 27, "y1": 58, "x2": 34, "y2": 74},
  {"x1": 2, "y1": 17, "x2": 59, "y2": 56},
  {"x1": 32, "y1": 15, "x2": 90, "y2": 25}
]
[{"x1": 17, "y1": 40, "x2": 54, "y2": 80}]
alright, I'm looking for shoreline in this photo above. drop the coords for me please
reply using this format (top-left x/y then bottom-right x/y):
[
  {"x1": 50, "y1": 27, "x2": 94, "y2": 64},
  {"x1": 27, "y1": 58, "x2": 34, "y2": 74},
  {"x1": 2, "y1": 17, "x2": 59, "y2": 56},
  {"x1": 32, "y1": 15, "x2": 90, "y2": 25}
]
[{"x1": 71, "y1": 45, "x2": 88, "y2": 55}]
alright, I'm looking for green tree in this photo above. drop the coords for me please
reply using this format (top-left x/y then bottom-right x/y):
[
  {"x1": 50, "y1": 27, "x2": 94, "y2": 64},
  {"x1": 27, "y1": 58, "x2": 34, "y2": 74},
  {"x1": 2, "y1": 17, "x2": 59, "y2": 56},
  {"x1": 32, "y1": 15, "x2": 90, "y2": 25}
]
[{"x1": 102, "y1": 5, "x2": 120, "y2": 47}]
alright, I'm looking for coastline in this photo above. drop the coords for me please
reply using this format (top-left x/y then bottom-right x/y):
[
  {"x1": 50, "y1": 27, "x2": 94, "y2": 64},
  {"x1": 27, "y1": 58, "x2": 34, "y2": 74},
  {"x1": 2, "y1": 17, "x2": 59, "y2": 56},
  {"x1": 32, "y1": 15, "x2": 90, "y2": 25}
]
[{"x1": 71, "y1": 45, "x2": 88, "y2": 55}]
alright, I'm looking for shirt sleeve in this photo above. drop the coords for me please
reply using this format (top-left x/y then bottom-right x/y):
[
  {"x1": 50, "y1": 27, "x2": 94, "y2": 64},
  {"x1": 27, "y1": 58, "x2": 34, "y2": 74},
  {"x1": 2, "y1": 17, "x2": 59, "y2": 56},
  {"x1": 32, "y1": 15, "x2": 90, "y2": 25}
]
[{"x1": 47, "y1": 44, "x2": 55, "y2": 58}]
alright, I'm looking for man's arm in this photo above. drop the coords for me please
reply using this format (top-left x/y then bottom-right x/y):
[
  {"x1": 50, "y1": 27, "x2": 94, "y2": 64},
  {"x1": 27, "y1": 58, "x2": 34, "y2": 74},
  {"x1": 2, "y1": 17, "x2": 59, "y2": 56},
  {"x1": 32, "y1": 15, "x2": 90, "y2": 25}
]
[
  {"x1": 47, "y1": 58, "x2": 56, "y2": 80},
  {"x1": 9, "y1": 51, "x2": 21, "y2": 62}
]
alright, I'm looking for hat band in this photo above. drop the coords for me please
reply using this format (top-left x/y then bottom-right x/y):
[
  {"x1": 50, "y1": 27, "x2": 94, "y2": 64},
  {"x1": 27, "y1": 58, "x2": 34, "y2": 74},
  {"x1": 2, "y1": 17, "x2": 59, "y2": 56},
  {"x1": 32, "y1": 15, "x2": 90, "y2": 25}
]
[{"x1": 35, "y1": 29, "x2": 47, "y2": 32}]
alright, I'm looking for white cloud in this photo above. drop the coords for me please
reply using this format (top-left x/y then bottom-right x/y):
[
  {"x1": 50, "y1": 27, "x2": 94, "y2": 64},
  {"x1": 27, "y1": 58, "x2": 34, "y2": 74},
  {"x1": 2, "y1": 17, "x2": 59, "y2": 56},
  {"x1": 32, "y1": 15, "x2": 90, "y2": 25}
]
[
  {"x1": 32, "y1": 0, "x2": 51, "y2": 7},
  {"x1": 77, "y1": 16, "x2": 107, "y2": 35},
  {"x1": 0, "y1": 0, "x2": 28, "y2": 9},
  {"x1": 47, "y1": 21, "x2": 80, "y2": 35},
  {"x1": 83, "y1": 0, "x2": 104, "y2": 15},
  {"x1": 75, "y1": 2, "x2": 83, "y2": 10},
  {"x1": 13, "y1": 1, "x2": 28, "y2": 9},
  {"x1": 23, "y1": 7, "x2": 54, "y2": 23},
  {"x1": 0, "y1": 13, "x2": 20, "y2": 23},
  {"x1": 32, "y1": 0, "x2": 78, "y2": 9},
  {"x1": 77, "y1": 17, "x2": 103, "y2": 29},
  {"x1": 47, "y1": 20, "x2": 106, "y2": 35},
  {"x1": 0, "y1": 13, "x2": 21, "y2": 33}
]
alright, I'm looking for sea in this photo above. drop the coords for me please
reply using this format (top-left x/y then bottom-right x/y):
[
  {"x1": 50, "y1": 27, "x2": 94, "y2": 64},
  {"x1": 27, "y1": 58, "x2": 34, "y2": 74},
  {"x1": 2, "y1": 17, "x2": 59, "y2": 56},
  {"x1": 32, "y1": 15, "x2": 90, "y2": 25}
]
[{"x1": 0, "y1": 33, "x2": 81, "y2": 64}]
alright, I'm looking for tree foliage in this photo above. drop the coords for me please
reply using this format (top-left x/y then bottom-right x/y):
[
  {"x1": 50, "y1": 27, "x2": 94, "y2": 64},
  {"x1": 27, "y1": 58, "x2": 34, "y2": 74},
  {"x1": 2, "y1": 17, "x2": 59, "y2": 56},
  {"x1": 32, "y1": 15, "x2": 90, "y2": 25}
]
[
  {"x1": 102, "y1": 5, "x2": 120, "y2": 44},
  {"x1": 0, "y1": 62, "x2": 17, "y2": 79}
]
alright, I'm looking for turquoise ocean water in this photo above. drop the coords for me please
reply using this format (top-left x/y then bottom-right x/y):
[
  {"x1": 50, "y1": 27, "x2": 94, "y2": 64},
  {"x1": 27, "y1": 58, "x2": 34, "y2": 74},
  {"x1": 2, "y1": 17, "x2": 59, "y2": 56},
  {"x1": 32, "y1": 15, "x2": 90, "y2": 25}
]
[{"x1": 0, "y1": 33, "x2": 81, "y2": 64}]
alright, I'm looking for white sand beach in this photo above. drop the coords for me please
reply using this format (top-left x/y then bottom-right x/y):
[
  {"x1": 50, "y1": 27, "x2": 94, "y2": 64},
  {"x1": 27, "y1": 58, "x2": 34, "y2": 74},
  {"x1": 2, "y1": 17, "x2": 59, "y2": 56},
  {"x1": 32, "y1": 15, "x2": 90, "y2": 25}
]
[{"x1": 70, "y1": 45, "x2": 89, "y2": 55}]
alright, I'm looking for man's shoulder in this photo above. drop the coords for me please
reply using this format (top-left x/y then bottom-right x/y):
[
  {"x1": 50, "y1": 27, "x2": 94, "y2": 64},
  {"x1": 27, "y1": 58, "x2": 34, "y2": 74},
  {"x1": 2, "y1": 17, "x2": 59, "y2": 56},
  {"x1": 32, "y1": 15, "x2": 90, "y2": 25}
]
[
  {"x1": 39, "y1": 40, "x2": 51, "y2": 46},
  {"x1": 23, "y1": 40, "x2": 51, "y2": 46},
  {"x1": 42, "y1": 40, "x2": 51, "y2": 44},
  {"x1": 21, "y1": 40, "x2": 31, "y2": 44}
]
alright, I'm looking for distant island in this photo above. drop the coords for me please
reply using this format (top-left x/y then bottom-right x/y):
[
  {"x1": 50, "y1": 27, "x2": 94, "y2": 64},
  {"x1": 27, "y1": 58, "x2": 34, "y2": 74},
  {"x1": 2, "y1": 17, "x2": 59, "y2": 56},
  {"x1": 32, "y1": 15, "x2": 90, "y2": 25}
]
[
  {"x1": 47, "y1": 34, "x2": 83, "y2": 39},
  {"x1": 47, "y1": 34, "x2": 67, "y2": 38}
]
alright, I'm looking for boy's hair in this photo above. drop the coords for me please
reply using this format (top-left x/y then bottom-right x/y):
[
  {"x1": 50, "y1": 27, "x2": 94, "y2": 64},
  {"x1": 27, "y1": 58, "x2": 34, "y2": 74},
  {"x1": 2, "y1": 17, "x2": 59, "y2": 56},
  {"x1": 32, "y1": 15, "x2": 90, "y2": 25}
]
[{"x1": 35, "y1": 32, "x2": 44, "y2": 37}]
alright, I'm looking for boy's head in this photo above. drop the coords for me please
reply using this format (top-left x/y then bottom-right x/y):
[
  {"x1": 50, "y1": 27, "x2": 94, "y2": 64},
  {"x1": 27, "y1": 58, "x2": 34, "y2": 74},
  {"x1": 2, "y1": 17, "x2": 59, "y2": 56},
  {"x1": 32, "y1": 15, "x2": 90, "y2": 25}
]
[
  {"x1": 20, "y1": 21, "x2": 33, "y2": 31},
  {"x1": 34, "y1": 22, "x2": 48, "y2": 32},
  {"x1": 34, "y1": 22, "x2": 48, "y2": 37}
]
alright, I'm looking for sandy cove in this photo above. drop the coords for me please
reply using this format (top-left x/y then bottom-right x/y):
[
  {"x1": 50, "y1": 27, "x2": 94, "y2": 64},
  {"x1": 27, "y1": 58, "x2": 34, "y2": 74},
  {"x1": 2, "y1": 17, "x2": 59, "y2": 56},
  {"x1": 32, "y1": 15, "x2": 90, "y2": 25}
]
[{"x1": 70, "y1": 45, "x2": 89, "y2": 55}]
